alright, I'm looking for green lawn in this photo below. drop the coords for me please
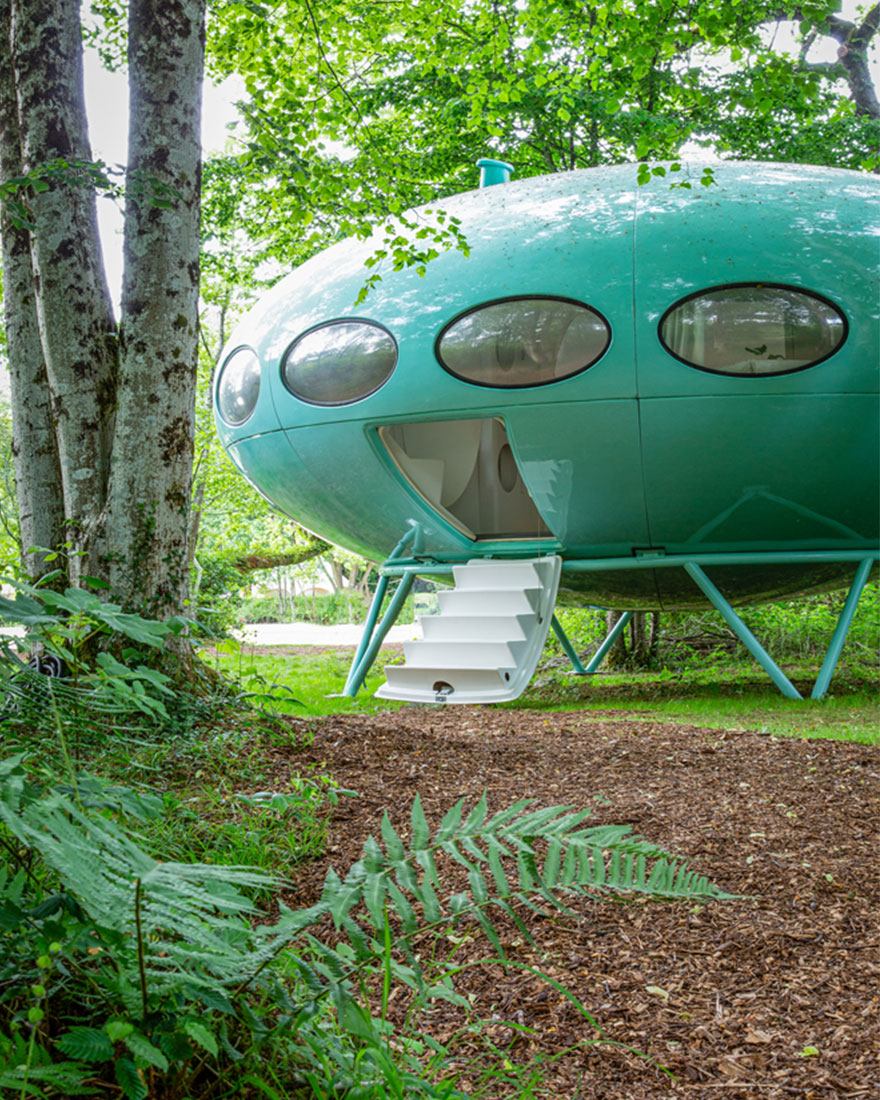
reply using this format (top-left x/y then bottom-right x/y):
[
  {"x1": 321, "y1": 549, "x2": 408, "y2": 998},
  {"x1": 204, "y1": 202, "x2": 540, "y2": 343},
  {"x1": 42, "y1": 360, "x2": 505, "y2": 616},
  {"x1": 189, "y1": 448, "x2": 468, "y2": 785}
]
[{"x1": 204, "y1": 640, "x2": 880, "y2": 744}]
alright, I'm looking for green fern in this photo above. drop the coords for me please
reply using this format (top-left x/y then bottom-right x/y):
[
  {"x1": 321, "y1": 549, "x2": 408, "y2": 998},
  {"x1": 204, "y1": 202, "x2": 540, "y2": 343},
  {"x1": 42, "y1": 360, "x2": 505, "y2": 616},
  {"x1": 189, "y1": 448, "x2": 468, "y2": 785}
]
[{"x1": 312, "y1": 792, "x2": 729, "y2": 955}]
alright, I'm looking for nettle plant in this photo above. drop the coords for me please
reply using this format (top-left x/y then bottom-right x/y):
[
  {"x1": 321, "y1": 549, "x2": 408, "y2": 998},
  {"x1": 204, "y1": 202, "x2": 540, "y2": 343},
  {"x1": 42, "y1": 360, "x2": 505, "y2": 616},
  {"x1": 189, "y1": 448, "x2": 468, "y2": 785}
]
[{"x1": 0, "y1": 755, "x2": 731, "y2": 1099}]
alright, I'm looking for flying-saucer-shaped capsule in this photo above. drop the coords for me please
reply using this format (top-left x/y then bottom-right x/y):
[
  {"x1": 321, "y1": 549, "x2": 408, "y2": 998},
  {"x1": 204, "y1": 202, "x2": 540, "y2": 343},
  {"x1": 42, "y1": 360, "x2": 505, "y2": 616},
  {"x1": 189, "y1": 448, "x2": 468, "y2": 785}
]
[{"x1": 214, "y1": 161, "x2": 879, "y2": 608}]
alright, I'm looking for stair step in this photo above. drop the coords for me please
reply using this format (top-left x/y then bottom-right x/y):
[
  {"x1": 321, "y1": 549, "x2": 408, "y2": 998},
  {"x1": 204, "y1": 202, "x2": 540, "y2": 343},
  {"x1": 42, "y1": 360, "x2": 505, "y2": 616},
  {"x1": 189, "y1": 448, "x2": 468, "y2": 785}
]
[
  {"x1": 453, "y1": 561, "x2": 542, "y2": 589},
  {"x1": 421, "y1": 614, "x2": 535, "y2": 642},
  {"x1": 375, "y1": 555, "x2": 562, "y2": 705},
  {"x1": 438, "y1": 587, "x2": 540, "y2": 616},
  {"x1": 402, "y1": 639, "x2": 524, "y2": 668},
  {"x1": 376, "y1": 665, "x2": 510, "y2": 702}
]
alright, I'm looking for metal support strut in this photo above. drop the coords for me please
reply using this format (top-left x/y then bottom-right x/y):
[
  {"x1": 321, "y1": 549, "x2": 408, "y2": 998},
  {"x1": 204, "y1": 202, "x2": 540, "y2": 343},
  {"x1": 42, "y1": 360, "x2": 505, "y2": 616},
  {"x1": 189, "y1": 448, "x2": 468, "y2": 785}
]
[
  {"x1": 551, "y1": 611, "x2": 633, "y2": 675},
  {"x1": 342, "y1": 525, "x2": 421, "y2": 697},
  {"x1": 810, "y1": 557, "x2": 874, "y2": 700},
  {"x1": 684, "y1": 562, "x2": 803, "y2": 700},
  {"x1": 345, "y1": 542, "x2": 875, "y2": 702}
]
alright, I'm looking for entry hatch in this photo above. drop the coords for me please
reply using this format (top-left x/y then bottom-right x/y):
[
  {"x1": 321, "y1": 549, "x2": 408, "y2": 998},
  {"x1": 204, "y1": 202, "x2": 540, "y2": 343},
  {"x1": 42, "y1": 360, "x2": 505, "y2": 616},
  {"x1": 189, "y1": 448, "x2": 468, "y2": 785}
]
[{"x1": 379, "y1": 417, "x2": 552, "y2": 540}]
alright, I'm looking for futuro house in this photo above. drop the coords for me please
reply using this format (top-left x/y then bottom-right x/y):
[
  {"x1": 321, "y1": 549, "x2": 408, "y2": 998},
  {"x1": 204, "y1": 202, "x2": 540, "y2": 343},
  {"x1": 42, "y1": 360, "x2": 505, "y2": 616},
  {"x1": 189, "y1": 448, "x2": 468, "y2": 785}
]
[{"x1": 214, "y1": 161, "x2": 880, "y2": 703}]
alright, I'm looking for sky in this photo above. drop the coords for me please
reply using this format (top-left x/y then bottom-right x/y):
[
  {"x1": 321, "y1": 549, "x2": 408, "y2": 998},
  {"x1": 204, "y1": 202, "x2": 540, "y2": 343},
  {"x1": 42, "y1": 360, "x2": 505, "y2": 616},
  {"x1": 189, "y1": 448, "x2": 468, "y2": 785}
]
[{"x1": 84, "y1": 55, "x2": 243, "y2": 309}]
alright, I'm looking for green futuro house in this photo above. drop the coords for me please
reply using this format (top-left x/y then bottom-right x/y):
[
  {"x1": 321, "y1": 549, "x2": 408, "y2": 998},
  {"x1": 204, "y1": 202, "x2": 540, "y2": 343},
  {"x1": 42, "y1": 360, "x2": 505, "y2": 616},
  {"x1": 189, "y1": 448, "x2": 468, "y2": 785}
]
[{"x1": 214, "y1": 161, "x2": 879, "y2": 702}]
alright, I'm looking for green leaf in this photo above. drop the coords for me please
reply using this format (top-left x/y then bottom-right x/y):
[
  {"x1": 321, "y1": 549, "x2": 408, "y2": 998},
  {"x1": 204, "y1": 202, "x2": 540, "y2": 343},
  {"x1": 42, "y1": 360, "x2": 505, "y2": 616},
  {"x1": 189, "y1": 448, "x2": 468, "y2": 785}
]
[
  {"x1": 55, "y1": 1026, "x2": 114, "y2": 1063},
  {"x1": 363, "y1": 871, "x2": 387, "y2": 928},
  {"x1": 487, "y1": 837, "x2": 511, "y2": 898},
  {"x1": 379, "y1": 813, "x2": 405, "y2": 861},
  {"x1": 410, "y1": 793, "x2": 430, "y2": 849},
  {"x1": 183, "y1": 1018, "x2": 219, "y2": 1057},
  {"x1": 104, "y1": 1020, "x2": 134, "y2": 1043},
  {"x1": 464, "y1": 794, "x2": 488, "y2": 833},
  {"x1": 544, "y1": 837, "x2": 563, "y2": 888},
  {"x1": 114, "y1": 1058, "x2": 147, "y2": 1100},
  {"x1": 435, "y1": 798, "x2": 464, "y2": 842},
  {"x1": 124, "y1": 1031, "x2": 169, "y2": 1071}
]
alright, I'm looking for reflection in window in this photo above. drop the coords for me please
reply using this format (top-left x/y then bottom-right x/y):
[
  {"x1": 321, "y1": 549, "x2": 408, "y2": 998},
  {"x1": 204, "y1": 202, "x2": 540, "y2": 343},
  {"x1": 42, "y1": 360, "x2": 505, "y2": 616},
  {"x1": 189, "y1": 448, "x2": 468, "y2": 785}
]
[
  {"x1": 282, "y1": 320, "x2": 397, "y2": 405},
  {"x1": 217, "y1": 346, "x2": 261, "y2": 426},
  {"x1": 660, "y1": 284, "x2": 846, "y2": 376},
  {"x1": 437, "y1": 297, "x2": 610, "y2": 387}
]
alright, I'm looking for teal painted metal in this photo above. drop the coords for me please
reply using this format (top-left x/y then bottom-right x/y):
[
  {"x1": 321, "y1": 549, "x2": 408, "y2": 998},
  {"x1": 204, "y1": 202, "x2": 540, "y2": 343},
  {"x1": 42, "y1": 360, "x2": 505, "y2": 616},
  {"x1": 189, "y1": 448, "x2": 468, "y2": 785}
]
[
  {"x1": 550, "y1": 611, "x2": 635, "y2": 676},
  {"x1": 342, "y1": 524, "x2": 420, "y2": 696},
  {"x1": 343, "y1": 572, "x2": 415, "y2": 697},
  {"x1": 343, "y1": 573, "x2": 389, "y2": 695},
  {"x1": 684, "y1": 562, "x2": 802, "y2": 700},
  {"x1": 215, "y1": 161, "x2": 878, "y2": 605},
  {"x1": 214, "y1": 160, "x2": 879, "y2": 696},
  {"x1": 810, "y1": 557, "x2": 875, "y2": 700},
  {"x1": 379, "y1": 549, "x2": 879, "y2": 576},
  {"x1": 550, "y1": 615, "x2": 587, "y2": 674},
  {"x1": 584, "y1": 611, "x2": 633, "y2": 674},
  {"x1": 477, "y1": 158, "x2": 514, "y2": 187}
]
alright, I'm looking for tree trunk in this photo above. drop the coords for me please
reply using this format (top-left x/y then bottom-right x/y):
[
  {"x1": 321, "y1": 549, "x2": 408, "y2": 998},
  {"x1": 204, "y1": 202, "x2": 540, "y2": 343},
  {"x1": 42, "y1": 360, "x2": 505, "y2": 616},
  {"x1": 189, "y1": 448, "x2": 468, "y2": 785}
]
[
  {"x1": 9, "y1": 0, "x2": 118, "y2": 584},
  {"x1": 603, "y1": 609, "x2": 662, "y2": 669},
  {"x1": 104, "y1": 0, "x2": 206, "y2": 617},
  {"x1": 2, "y1": 0, "x2": 207, "y2": 632},
  {"x1": 604, "y1": 609, "x2": 628, "y2": 668},
  {"x1": 0, "y1": 0, "x2": 65, "y2": 577}
]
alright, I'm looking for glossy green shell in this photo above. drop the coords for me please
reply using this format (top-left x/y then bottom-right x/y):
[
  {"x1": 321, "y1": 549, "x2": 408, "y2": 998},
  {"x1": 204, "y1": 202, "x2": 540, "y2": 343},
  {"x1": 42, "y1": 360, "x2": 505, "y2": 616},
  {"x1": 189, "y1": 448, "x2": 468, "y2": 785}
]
[{"x1": 215, "y1": 162, "x2": 879, "y2": 609}]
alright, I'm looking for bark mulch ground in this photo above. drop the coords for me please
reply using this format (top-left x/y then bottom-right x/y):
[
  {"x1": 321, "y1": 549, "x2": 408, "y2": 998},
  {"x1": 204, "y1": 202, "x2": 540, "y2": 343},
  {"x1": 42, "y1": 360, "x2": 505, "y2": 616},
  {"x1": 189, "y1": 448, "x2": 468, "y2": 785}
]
[{"x1": 264, "y1": 705, "x2": 879, "y2": 1099}]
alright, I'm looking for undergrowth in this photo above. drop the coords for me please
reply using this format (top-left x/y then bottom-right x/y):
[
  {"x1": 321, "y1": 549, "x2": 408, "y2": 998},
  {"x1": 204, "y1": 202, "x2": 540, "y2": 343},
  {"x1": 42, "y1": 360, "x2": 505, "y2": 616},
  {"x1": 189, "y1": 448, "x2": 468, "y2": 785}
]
[
  {"x1": 0, "y1": 751, "x2": 730, "y2": 1099},
  {"x1": 1, "y1": 579, "x2": 874, "y2": 1096}
]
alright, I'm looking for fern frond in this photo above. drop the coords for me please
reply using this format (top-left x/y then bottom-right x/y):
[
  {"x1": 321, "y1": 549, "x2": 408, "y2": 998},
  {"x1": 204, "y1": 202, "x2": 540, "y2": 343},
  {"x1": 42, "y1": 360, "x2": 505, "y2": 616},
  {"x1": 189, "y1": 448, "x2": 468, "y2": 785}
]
[{"x1": 314, "y1": 794, "x2": 733, "y2": 974}]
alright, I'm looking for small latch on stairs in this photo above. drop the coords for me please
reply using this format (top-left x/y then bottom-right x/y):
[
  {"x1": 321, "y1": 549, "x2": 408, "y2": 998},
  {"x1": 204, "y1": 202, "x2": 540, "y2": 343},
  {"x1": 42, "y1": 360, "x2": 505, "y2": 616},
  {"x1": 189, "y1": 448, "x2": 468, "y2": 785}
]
[{"x1": 433, "y1": 681, "x2": 454, "y2": 703}]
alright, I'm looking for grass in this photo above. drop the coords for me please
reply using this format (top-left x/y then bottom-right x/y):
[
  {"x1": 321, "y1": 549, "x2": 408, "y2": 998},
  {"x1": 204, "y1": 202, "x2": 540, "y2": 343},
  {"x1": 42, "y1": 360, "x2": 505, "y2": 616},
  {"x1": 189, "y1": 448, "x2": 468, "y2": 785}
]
[
  {"x1": 203, "y1": 636, "x2": 410, "y2": 716},
  {"x1": 202, "y1": 638, "x2": 880, "y2": 745}
]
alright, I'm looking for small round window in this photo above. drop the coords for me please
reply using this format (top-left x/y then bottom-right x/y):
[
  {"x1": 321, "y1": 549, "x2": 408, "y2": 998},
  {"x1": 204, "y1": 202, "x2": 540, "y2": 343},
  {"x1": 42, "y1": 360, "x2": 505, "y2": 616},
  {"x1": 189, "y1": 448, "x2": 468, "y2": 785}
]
[
  {"x1": 217, "y1": 346, "x2": 261, "y2": 426},
  {"x1": 436, "y1": 296, "x2": 610, "y2": 388},
  {"x1": 282, "y1": 320, "x2": 397, "y2": 405},
  {"x1": 659, "y1": 284, "x2": 846, "y2": 376}
]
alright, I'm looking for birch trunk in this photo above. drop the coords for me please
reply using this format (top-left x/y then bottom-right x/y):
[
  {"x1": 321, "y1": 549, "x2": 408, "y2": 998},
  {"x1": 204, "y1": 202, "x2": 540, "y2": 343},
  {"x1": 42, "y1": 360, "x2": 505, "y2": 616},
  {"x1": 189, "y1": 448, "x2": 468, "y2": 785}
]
[
  {"x1": 105, "y1": 0, "x2": 205, "y2": 616},
  {"x1": 0, "y1": 0, "x2": 65, "y2": 576},
  {"x1": 1, "y1": 0, "x2": 207, "y2": 642},
  {"x1": 8, "y1": 0, "x2": 117, "y2": 582}
]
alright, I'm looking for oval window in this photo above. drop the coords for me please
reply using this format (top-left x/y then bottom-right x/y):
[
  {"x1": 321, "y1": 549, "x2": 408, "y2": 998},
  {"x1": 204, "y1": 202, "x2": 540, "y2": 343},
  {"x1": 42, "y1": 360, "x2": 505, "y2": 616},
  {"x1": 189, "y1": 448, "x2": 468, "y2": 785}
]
[
  {"x1": 217, "y1": 346, "x2": 261, "y2": 426},
  {"x1": 282, "y1": 320, "x2": 397, "y2": 405},
  {"x1": 659, "y1": 284, "x2": 846, "y2": 376},
  {"x1": 437, "y1": 296, "x2": 610, "y2": 388}
]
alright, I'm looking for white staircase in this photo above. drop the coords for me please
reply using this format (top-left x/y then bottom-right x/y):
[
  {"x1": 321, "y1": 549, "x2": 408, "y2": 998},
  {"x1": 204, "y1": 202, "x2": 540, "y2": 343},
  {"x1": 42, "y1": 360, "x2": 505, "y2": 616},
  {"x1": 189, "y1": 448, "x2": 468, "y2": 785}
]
[{"x1": 375, "y1": 556, "x2": 562, "y2": 704}]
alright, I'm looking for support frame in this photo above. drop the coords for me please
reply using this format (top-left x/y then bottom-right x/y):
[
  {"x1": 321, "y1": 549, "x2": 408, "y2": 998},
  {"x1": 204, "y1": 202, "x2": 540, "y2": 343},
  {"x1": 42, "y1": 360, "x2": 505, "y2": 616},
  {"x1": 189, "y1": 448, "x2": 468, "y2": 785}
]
[{"x1": 346, "y1": 544, "x2": 877, "y2": 699}]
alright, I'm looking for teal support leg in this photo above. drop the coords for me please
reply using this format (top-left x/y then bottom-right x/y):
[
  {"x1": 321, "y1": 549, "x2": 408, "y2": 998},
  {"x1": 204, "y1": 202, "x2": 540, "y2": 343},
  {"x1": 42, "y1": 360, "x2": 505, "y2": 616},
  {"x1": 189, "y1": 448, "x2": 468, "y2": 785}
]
[
  {"x1": 811, "y1": 557, "x2": 874, "y2": 701},
  {"x1": 342, "y1": 523, "x2": 422, "y2": 697},
  {"x1": 551, "y1": 615, "x2": 587, "y2": 674},
  {"x1": 343, "y1": 574, "x2": 390, "y2": 695},
  {"x1": 343, "y1": 572, "x2": 415, "y2": 697},
  {"x1": 684, "y1": 562, "x2": 802, "y2": 700},
  {"x1": 584, "y1": 610, "x2": 633, "y2": 674}
]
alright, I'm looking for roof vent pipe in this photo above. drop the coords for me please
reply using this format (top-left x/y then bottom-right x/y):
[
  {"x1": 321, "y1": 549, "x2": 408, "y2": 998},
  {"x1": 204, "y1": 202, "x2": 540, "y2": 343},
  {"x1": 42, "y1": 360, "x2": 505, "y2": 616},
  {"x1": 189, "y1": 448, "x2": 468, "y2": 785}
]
[{"x1": 477, "y1": 158, "x2": 514, "y2": 187}]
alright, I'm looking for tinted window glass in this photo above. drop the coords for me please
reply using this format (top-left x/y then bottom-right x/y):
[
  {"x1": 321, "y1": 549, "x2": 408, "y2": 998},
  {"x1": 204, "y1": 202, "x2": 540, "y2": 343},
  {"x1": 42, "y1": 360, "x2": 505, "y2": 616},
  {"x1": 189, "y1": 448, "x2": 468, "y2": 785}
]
[
  {"x1": 282, "y1": 320, "x2": 397, "y2": 405},
  {"x1": 217, "y1": 346, "x2": 261, "y2": 426},
  {"x1": 437, "y1": 297, "x2": 610, "y2": 388},
  {"x1": 660, "y1": 284, "x2": 846, "y2": 376}
]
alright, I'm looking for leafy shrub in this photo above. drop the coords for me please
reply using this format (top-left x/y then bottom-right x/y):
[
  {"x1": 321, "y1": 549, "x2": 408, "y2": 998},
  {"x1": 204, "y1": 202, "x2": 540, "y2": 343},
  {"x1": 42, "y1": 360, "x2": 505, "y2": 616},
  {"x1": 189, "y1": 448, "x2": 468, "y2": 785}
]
[
  {"x1": 235, "y1": 589, "x2": 395, "y2": 626},
  {"x1": 0, "y1": 578, "x2": 191, "y2": 752},
  {"x1": 189, "y1": 553, "x2": 250, "y2": 639}
]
